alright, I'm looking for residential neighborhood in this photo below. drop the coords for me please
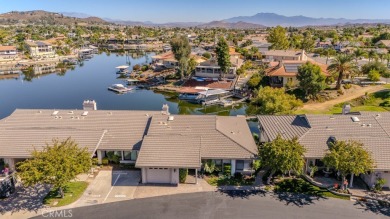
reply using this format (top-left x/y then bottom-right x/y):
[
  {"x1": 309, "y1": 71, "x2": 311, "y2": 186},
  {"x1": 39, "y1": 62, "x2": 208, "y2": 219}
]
[{"x1": 1, "y1": 1, "x2": 390, "y2": 219}]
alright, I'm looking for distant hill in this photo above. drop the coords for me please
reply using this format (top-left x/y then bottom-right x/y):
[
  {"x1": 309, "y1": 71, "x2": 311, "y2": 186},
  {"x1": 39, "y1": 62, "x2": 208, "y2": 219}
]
[
  {"x1": 0, "y1": 10, "x2": 109, "y2": 25},
  {"x1": 197, "y1": 21, "x2": 266, "y2": 29},
  {"x1": 224, "y1": 12, "x2": 390, "y2": 27}
]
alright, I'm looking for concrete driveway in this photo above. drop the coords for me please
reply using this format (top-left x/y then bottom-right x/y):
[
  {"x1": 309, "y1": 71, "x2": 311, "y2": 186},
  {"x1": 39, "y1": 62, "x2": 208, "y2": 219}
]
[{"x1": 74, "y1": 170, "x2": 140, "y2": 206}]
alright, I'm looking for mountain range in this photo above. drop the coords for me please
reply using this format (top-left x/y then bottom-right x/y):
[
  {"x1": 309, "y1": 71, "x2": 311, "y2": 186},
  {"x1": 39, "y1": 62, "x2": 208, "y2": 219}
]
[
  {"x1": 2, "y1": 11, "x2": 390, "y2": 28},
  {"x1": 224, "y1": 13, "x2": 390, "y2": 27}
]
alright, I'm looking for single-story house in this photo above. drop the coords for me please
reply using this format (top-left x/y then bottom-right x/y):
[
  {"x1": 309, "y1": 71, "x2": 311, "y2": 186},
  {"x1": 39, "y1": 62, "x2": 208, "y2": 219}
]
[
  {"x1": 375, "y1": 40, "x2": 390, "y2": 49},
  {"x1": 263, "y1": 49, "x2": 308, "y2": 62},
  {"x1": 0, "y1": 105, "x2": 257, "y2": 185},
  {"x1": 258, "y1": 112, "x2": 390, "y2": 189},
  {"x1": 266, "y1": 59, "x2": 329, "y2": 87}
]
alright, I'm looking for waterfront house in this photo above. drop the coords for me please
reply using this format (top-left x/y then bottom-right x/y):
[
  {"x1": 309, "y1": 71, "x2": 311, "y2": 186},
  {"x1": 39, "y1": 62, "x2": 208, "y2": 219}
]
[
  {"x1": 151, "y1": 51, "x2": 207, "y2": 69},
  {"x1": 266, "y1": 59, "x2": 329, "y2": 87},
  {"x1": 0, "y1": 106, "x2": 257, "y2": 185},
  {"x1": 0, "y1": 46, "x2": 18, "y2": 62},
  {"x1": 258, "y1": 112, "x2": 390, "y2": 189},
  {"x1": 194, "y1": 48, "x2": 243, "y2": 79},
  {"x1": 25, "y1": 40, "x2": 56, "y2": 59}
]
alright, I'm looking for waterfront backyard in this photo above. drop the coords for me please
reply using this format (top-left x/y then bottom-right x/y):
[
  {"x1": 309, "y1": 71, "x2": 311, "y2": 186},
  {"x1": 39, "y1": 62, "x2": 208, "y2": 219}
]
[{"x1": 0, "y1": 52, "x2": 250, "y2": 119}]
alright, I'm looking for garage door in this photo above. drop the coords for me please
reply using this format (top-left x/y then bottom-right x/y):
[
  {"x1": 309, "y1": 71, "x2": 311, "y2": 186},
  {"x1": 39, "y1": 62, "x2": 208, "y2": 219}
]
[{"x1": 146, "y1": 168, "x2": 171, "y2": 183}]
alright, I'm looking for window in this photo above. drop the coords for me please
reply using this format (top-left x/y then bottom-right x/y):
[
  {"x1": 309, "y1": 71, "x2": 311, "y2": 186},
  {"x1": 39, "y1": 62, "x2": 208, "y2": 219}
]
[
  {"x1": 131, "y1": 151, "x2": 138, "y2": 161},
  {"x1": 236, "y1": 160, "x2": 244, "y2": 171},
  {"x1": 123, "y1": 151, "x2": 132, "y2": 160}
]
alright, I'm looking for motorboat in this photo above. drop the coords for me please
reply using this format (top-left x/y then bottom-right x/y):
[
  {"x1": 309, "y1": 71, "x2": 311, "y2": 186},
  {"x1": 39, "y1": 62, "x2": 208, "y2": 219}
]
[
  {"x1": 115, "y1": 65, "x2": 130, "y2": 74},
  {"x1": 108, "y1": 84, "x2": 133, "y2": 93}
]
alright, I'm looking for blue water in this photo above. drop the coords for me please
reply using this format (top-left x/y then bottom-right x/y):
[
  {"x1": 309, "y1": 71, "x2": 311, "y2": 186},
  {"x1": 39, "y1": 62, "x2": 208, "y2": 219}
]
[{"x1": 0, "y1": 52, "x2": 248, "y2": 120}]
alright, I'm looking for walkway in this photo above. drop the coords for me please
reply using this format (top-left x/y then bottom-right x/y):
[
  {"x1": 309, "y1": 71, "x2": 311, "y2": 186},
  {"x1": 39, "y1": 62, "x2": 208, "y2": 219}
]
[{"x1": 300, "y1": 85, "x2": 386, "y2": 112}]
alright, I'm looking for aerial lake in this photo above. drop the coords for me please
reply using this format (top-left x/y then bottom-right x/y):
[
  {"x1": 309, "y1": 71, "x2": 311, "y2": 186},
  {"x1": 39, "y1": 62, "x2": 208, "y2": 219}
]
[{"x1": 0, "y1": 52, "x2": 258, "y2": 132}]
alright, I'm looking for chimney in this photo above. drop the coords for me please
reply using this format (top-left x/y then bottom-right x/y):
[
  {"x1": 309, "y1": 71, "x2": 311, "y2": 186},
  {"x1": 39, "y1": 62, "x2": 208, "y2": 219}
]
[
  {"x1": 162, "y1": 104, "x2": 170, "y2": 115},
  {"x1": 342, "y1": 104, "x2": 351, "y2": 115},
  {"x1": 83, "y1": 100, "x2": 97, "y2": 111}
]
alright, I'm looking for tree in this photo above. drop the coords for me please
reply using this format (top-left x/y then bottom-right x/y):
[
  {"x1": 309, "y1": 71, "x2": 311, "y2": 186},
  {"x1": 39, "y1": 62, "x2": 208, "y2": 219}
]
[
  {"x1": 187, "y1": 57, "x2": 198, "y2": 75},
  {"x1": 170, "y1": 35, "x2": 191, "y2": 79},
  {"x1": 300, "y1": 32, "x2": 315, "y2": 52},
  {"x1": 247, "y1": 87, "x2": 303, "y2": 115},
  {"x1": 267, "y1": 26, "x2": 289, "y2": 50},
  {"x1": 260, "y1": 135, "x2": 306, "y2": 184},
  {"x1": 202, "y1": 52, "x2": 211, "y2": 59},
  {"x1": 17, "y1": 138, "x2": 92, "y2": 198},
  {"x1": 368, "y1": 69, "x2": 381, "y2": 82},
  {"x1": 353, "y1": 48, "x2": 367, "y2": 63},
  {"x1": 368, "y1": 50, "x2": 378, "y2": 63},
  {"x1": 215, "y1": 37, "x2": 231, "y2": 79},
  {"x1": 361, "y1": 61, "x2": 389, "y2": 76},
  {"x1": 247, "y1": 73, "x2": 261, "y2": 88},
  {"x1": 323, "y1": 140, "x2": 374, "y2": 189},
  {"x1": 327, "y1": 54, "x2": 358, "y2": 90},
  {"x1": 297, "y1": 62, "x2": 326, "y2": 99}
]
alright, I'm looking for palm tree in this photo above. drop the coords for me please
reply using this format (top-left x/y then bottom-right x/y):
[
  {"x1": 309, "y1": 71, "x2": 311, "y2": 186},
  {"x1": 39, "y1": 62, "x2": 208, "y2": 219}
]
[
  {"x1": 368, "y1": 50, "x2": 378, "y2": 63},
  {"x1": 353, "y1": 48, "x2": 367, "y2": 64},
  {"x1": 327, "y1": 54, "x2": 359, "y2": 90}
]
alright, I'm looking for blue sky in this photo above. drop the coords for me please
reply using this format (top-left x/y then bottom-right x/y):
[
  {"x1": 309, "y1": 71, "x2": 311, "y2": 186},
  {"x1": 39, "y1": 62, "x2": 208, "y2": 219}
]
[{"x1": 1, "y1": 0, "x2": 389, "y2": 23}]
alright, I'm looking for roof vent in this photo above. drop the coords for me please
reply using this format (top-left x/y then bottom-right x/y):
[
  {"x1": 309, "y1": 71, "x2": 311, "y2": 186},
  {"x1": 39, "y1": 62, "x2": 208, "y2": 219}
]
[
  {"x1": 168, "y1": 115, "x2": 174, "y2": 121},
  {"x1": 368, "y1": 124, "x2": 372, "y2": 127},
  {"x1": 52, "y1": 111, "x2": 59, "y2": 116},
  {"x1": 361, "y1": 124, "x2": 366, "y2": 127},
  {"x1": 342, "y1": 104, "x2": 351, "y2": 115},
  {"x1": 54, "y1": 116, "x2": 59, "y2": 119},
  {"x1": 81, "y1": 111, "x2": 88, "y2": 116},
  {"x1": 351, "y1": 116, "x2": 360, "y2": 122},
  {"x1": 376, "y1": 114, "x2": 381, "y2": 118},
  {"x1": 68, "y1": 111, "x2": 74, "y2": 114},
  {"x1": 37, "y1": 110, "x2": 42, "y2": 114}
]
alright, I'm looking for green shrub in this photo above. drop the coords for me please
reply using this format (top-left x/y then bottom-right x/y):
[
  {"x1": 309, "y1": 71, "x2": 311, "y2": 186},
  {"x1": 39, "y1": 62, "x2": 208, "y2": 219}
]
[
  {"x1": 106, "y1": 151, "x2": 120, "y2": 164},
  {"x1": 179, "y1": 169, "x2": 188, "y2": 183},
  {"x1": 223, "y1": 164, "x2": 231, "y2": 176},
  {"x1": 343, "y1": 84, "x2": 352, "y2": 89},
  {"x1": 380, "y1": 99, "x2": 390, "y2": 107},
  {"x1": 92, "y1": 158, "x2": 98, "y2": 166},
  {"x1": 251, "y1": 160, "x2": 261, "y2": 173},
  {"x1": 102, "y1": 158, "x2": 109, "y2": 166},
  {"x1": 204, "y1": 160, "x2": 216, "y2": 174},
  {"x1": 337, "y1": 89, "x2": 344, "y2": 95},
  {"x1": 141, "y1": 65, "x2": 149, "y2": 71},
  {"x1": 202, "y1": 52, "x2": 211, "y2": 59},
  {"x1": 374, "y1": 178, "x2": 387, "y2": 192}
]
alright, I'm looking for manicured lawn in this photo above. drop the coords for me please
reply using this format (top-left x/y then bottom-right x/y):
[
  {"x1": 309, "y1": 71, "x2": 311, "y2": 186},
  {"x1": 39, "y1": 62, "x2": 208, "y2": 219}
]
[
  {"x1": 205, "y1": 175, "x2": 255, "y2": 186},
  {"x1": 43, "y1": 181, "x2": 88, "y2": 207},
  {"x1": 274, "y1": 178, "x2": 350, "y2": 200}
]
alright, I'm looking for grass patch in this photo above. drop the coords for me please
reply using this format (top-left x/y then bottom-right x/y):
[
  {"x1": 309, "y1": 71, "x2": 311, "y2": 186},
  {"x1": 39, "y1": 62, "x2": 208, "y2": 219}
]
[
  {"x1": 205, "y1": 175, "x2": 255, "y2": 186},
  {"x1": 274, "y1": 178, "x2": 350, "y2": 200},
  {"x1": 43, "y1": 181, "x2": 88, "y2": 207}
]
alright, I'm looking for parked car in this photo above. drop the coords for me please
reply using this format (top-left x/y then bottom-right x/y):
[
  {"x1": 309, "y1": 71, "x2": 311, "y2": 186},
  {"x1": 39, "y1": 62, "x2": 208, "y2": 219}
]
[{"x1": 0, "y1": 174, "x2": 17, "y2": 198}]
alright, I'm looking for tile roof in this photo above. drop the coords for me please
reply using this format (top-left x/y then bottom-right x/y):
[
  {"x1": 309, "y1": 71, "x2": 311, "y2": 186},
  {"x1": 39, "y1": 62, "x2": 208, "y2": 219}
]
[
  {"x1": 258, "y1": 112, "x2": 390, "y2": 170},
  {"x1": 0, "y1": 46, "x2": 16, "y2": 51},
  {"x1": 146, "y1": 114, "x2": 257, "y2": 160},
  {"x1": 266, "y1": 59, "x2": 329, "y2": 77},
  {"x1": 263, "y1": 50, "x2": 304, "y2": 57},
  {"x1": 136, "y1": 135, "x2": 201, "y2": 168},
  {"x1": 257, "y1": 115, "x2": 310, "y2": 140},
  {"x1": 0, "y1": 109, "x2": 159, "y2": 157}
]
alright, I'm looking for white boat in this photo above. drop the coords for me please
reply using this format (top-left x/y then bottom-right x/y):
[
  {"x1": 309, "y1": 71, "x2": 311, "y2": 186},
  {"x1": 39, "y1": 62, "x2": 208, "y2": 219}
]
[
  {"x1": 108, "y1": 84, "x2": 133, "y2": 93},
  {"x1": 115, "y1": 65, "x2": 130, "y2": 74}
]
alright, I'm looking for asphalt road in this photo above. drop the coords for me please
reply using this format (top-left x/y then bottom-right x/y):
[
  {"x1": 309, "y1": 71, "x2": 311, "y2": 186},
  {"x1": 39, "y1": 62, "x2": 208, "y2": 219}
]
[{"x1": 32, "y1": 191, "x2": 389, "y2": 219}]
